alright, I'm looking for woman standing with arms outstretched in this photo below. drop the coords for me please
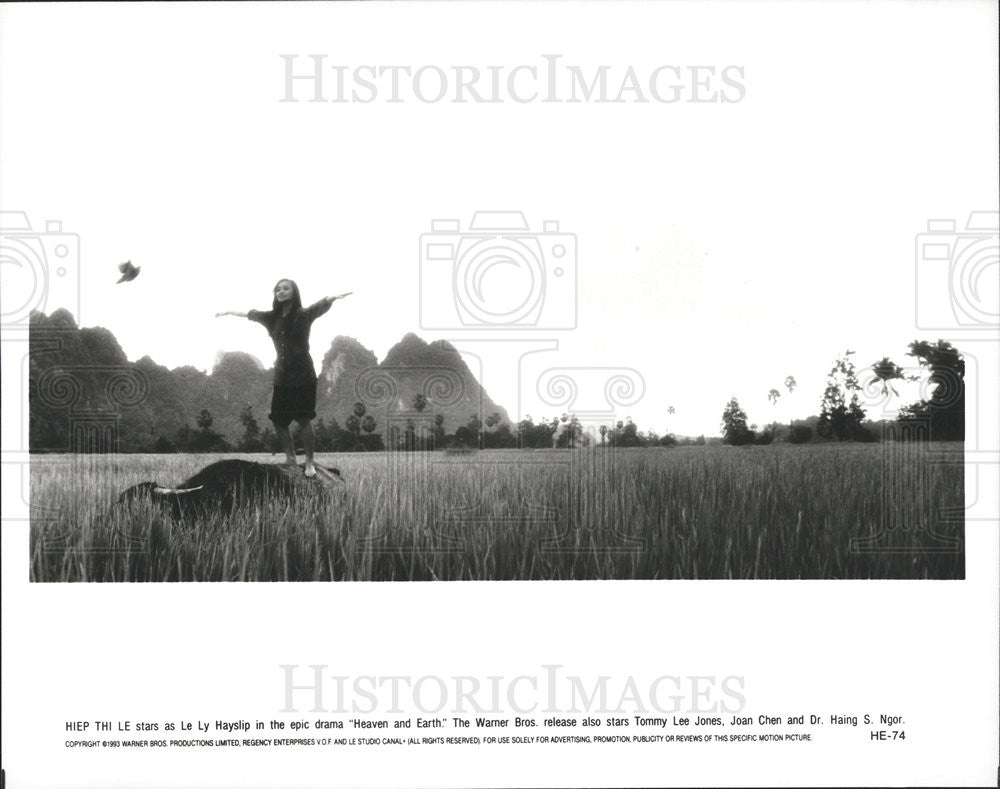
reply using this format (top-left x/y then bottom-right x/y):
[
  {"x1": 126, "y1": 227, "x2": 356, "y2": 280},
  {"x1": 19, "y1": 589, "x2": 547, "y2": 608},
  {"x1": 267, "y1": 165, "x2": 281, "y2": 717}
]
[{"x1": 217, "y1": 279, "x2": 351, "y2": 478}]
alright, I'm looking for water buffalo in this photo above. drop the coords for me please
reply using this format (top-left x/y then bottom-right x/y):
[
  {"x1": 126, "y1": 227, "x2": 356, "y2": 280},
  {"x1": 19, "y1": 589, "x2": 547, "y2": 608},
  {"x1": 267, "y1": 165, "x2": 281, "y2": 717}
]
[{"x1": 116, "y1": 459, "x2": 344, "y2": 521}]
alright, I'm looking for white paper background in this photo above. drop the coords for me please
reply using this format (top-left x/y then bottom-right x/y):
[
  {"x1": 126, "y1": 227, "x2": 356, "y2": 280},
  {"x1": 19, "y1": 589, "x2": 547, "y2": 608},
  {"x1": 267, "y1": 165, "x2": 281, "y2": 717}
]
[{"x1": 2, "y1": 2, "x2": 998, "y2": 787}]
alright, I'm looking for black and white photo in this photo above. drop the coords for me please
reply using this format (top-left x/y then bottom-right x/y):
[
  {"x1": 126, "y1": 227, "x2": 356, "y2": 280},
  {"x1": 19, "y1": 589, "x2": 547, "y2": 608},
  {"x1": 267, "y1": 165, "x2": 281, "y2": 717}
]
[{"x1": 1, "y1": 2, "x2": 997, "y2": 787}]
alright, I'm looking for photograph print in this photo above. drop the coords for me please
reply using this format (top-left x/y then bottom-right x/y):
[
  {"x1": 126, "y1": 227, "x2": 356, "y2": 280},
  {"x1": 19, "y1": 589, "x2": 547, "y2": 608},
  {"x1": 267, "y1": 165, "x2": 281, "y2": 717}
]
[{"x1": 8, "y1": 4, "x2": 994, "y2": 584}]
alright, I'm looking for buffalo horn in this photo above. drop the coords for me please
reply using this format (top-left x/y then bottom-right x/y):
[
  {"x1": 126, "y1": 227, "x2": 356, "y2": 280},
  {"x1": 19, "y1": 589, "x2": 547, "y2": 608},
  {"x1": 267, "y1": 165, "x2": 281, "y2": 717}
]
[{"x1": 151, "y1": 485, "x2": 205, "y2": 496}]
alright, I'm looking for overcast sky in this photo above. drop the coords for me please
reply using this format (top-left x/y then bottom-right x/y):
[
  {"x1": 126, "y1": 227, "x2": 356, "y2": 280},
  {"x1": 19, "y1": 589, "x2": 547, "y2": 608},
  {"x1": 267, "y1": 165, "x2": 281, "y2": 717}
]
[{"x1": 1, "y1": 2, "x2": 996, "y2": 436}]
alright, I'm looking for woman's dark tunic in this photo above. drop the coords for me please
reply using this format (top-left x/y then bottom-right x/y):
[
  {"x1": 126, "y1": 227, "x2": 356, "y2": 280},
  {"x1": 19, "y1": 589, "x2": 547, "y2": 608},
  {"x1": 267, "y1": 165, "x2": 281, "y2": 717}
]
[{"x1": 247, "y1": 299, "x2": 332, "y2": 386}]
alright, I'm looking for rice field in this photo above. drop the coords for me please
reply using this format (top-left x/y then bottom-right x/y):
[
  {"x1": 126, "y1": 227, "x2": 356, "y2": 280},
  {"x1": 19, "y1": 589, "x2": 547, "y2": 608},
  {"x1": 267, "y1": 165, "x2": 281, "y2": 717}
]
[{"x1": 28, "y1": 444, "x2": 964, "y2": 582}]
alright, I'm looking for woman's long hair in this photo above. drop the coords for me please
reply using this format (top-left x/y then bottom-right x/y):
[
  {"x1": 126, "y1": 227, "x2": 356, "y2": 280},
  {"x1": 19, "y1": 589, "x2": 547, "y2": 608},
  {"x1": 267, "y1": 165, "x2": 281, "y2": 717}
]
[{"x1": 271, "y1": 278, "x2": 303, "y2": 315}]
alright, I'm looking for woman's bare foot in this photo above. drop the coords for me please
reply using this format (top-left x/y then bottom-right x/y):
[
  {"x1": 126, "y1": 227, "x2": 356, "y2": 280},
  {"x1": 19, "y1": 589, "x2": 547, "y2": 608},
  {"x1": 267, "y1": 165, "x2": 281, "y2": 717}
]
[{"x1": 304, "y1": 462, "x2": 316, "y2": 478}]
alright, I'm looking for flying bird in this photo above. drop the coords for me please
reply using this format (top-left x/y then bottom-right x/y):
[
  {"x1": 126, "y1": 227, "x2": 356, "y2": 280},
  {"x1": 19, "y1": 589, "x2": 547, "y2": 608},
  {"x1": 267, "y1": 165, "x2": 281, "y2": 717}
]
[{"x1": 116, "y1": 261, "x2": 141, "y2": 284}]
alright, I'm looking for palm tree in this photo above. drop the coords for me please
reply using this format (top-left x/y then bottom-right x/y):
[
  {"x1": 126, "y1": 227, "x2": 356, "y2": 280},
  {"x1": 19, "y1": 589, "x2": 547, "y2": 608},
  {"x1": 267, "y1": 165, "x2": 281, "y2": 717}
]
[
  {"x1": 767, "y1": 389, "x2": 781, "y2": 438},
  {"x1": 870, "y1": 357, "x2": 906, "y2": 398},
  {"x1": 869, "y1": 357, "x2": 908, "y2": 424},
  {"x1": 658, "y1": 405, "x2": 675, "y2": 444},
  {"x1": 784, "y1": 375, "x2": 797, "y2": 433}
]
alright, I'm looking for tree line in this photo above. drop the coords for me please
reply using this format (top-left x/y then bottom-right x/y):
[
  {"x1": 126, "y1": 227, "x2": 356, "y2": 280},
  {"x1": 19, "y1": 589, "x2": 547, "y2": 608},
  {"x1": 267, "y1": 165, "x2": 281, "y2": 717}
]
[
  {"x1": 156, "y1": 398, "x2": 708, "y2": 454},
  {"x1": 133, "y1": 339, "x2": 966, "y2": 453},
  {"x1": 719, "y1": 340, "x2": 964, "y2": 446},
  {"x1": 29, "y1": 304, "x2": 964, "y2": 453}
]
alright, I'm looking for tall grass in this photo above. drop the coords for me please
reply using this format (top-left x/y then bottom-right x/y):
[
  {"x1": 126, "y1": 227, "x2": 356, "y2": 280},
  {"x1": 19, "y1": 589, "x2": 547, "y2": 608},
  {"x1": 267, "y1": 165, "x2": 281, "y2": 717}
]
[{"x1": 29, "y1": 445, "x2": 964, "y2": 582}]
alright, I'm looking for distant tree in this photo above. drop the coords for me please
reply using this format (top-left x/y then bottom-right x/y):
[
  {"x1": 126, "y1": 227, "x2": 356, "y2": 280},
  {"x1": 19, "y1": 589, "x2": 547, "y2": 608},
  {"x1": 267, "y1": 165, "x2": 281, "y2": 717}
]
[
  {"x1": 818, "y1": 350, "x2": 866, "y2": 441},
  {"x1": 238, "y1": 404, "x2": 264, "y2": 452},
  {"x1": 665, "y1": 405, "x2": 676, "y2": 435},
  {"x1": 386, "y1": 424, "x2": 401, "y2": 451},
  {"x1": 260, "y1": 427, "x2": 280, "y2": 453},
  {"x1": 616, "y1": 417, "x2": 643, "y2": 448},
  {"x1": 721, "y1": 397, "x2": 754, "y2": 446},
  {"x1": 485, "y1": 420, "x2": 515, "y2": 449},
  {"x1": 556, "y1": 413, "x2": 582, "y2": 448},
  {"x1": 312, "y1": 418, "x2": 333, "y2": 452},
  {"x1": 767, "y1": 389, "x2": 781, "y2": 443},
  {"x1": 432, "y1": 413, "x2": 446, "y2": 448},
  {"x1": 754, "y1": 426, "x2": 773, "y2": 445},
  {"x1": 899, "y1": 340, "x2": 965, "y2": 440},
  {"x1": 324, "y1": 418, "x2": 348, "y2": 450},
  {"x1": 870, "y1": 357, "x2": 907, "y2": 398},
  {"x1": 788, "y1": 424, "x2": 812, "y2": 444},
  {"x1": 599, "y1": 424, "x2": 608, "y2": 447},
  {"x1": 345, "y1": 414, "x2": 361, "y2": 444},
  {"x1": 153, "y1": 435, "x2": 177, "y2": 453},
  {"x1": 181, "y1": 409, "x2": 231, "y2": 453},
  {"x1": 767, "y1": 388, "x2": 782, "y2": 439},
  {"x1": 467, "y1": 414, "x2": 483, "y2": 448},
  {"x1": 784, "y1": 375, "x2": 797, "y2": 432},
  {"x1": 516, "y1": 415, "x2": 558, "y2": 449}
]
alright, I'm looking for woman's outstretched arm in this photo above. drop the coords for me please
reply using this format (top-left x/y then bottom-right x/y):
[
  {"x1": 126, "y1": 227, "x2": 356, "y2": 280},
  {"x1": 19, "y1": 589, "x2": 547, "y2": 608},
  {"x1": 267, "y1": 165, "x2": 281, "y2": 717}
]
[
  {"x1": 215, "y1": 310, "x2": 249, "y2": 318},
  {"x1": 306, "y1": 292, "x2": 352, "y2": 320}
]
